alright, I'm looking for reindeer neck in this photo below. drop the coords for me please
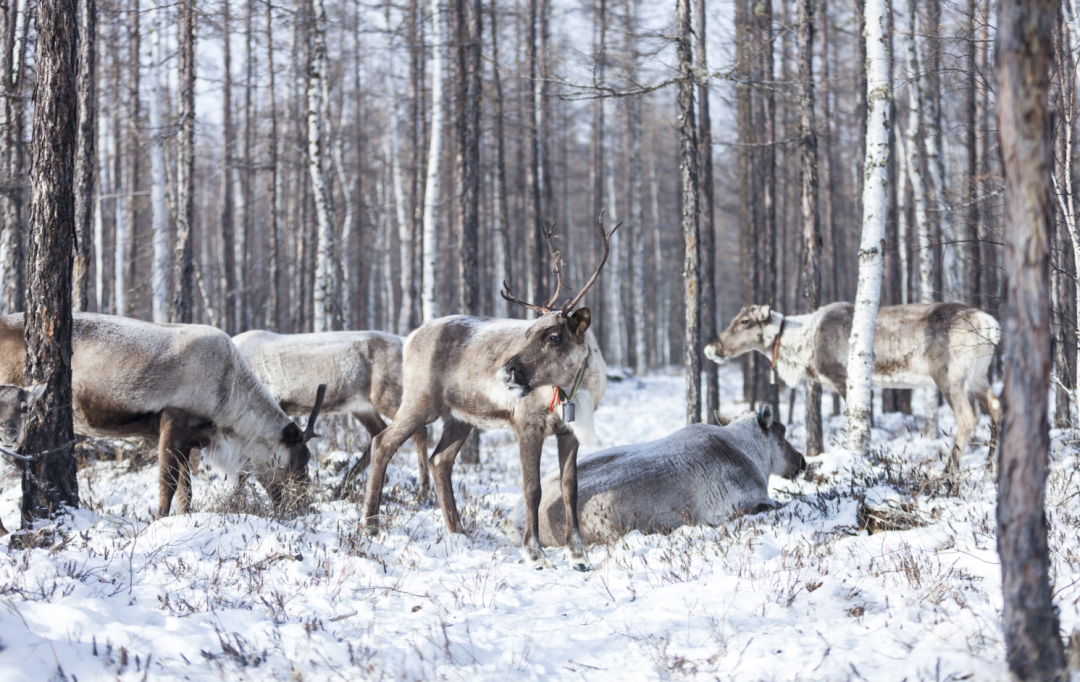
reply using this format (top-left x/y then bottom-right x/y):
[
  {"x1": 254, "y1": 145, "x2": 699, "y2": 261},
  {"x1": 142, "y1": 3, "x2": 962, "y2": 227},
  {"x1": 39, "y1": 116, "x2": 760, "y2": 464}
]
[{"x1": 764, "y1": 314, "x2": 816, "y2": 387}]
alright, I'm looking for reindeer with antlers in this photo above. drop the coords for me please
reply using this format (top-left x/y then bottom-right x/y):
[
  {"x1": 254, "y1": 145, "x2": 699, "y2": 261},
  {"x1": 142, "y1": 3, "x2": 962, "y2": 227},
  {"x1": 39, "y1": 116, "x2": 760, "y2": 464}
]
[{"x1": 361, "y1": 218, "x2": 618, "y2": 571}]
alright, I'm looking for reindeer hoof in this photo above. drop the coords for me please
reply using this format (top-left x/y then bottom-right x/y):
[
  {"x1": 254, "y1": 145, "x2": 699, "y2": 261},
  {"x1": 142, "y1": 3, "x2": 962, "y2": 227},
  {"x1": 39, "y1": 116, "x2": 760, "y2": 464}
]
[
  {"x1": 571, "y1": 560, "x2": 591, "y2": 572},
  {"x1": 521, "y1": 551, "x2": 556, "y2": 570}
]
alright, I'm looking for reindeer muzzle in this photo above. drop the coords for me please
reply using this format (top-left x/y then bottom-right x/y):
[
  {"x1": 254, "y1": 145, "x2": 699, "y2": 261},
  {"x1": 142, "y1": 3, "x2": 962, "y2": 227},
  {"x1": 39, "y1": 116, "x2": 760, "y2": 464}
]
[{"x1": 703, "y1": 342, "x2": 728, "y2": 366}]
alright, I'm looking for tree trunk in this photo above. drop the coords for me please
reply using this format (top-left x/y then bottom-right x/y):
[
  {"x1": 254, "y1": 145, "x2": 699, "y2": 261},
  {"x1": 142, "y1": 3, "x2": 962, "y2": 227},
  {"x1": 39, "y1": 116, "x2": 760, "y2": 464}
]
[
  {"x1": 996, "y1": 0, "x2": 1068, "y2": 677},
  {"x1": 627, "y1": 0, "x2": 646, "y2": 376},
  {"x1": 798, "y1": 0, "x2": 823, "y2": 457},
  {"x1": 1, "y1": 0, "x2": 29, "y2": 314},
  {"x1": 695, "y1": 0, "x2": 717, "y2": 418},
  {"x1": 844, "y1": 0, "x2": 891, "y2": 453},
  {"x1": 308, "y1": 0, "x2": 333, "y2": 333},
  {"x1": 72, "y1": 0, "x2": 95, "y2": 312},
  {"x1": 421, "y1": 0, "x2": 443, "y2": 322},
  {"x1": 490, "y1": 0, "x2": 511, "y2": 318},
  {"x1": 21, "y1": 0, "x2": 79, "y2": 523},
  {"x1": 172, "y1": 0, "x2": 195, "y2": 323},
  {"x1": 526, "y1": 0, "x2": 543, "y2": 311},
  {"x1": 454, "y1": 0, "x2": 480, "y2": 317},
  {"x1": 677, "y1": 0, "x2": 700, "y2": 425},
  {"x1": 149, "y1": 1, "x2": 167, "y2": 323},
  {"x1": 221, "y1": 0, "x2": 236, "y2": 331},
  {"x1": 125, "y1": 0, "x2": 139, "y2": 317},
  {"x1": 735, "y1": 0, "x2": 752, "y2": 402},
  {"x1": 266, "y1": 0, "x2": 281, "y2": 330}
]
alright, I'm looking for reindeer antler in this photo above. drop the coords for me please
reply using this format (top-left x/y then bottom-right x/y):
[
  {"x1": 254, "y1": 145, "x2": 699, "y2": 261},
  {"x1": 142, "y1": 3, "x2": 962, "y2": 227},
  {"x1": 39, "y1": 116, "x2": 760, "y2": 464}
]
[
  {"x1": 541, "y1": 224, "x2": 569, "y2": 309},
  {"x1": 500, "y1": 215, "x2": 620, "y2": 316},
  {"x1": 560, "y1": 213, "x2": 621, "y2": 313}
]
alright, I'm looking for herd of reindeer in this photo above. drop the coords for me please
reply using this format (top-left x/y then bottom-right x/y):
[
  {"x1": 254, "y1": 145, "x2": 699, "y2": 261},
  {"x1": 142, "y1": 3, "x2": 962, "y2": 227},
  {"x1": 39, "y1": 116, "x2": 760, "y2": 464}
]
[{"x1": 0, "y1": 219, "x2": 1002, "y2": 570}]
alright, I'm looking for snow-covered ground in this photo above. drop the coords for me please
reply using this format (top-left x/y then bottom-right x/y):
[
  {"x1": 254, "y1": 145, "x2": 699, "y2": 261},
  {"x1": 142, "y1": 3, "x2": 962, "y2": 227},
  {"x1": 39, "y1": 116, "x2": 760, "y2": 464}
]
[{"x1": 0, "y1": 365, "x2": 1074, "y2": 681}]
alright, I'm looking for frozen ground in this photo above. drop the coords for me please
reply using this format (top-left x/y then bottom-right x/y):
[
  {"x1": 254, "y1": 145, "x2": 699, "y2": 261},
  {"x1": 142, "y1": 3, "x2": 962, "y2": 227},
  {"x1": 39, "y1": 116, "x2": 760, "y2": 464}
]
[{"x1": 0, "y1": 365, "x2": 1075, "y2": 681}]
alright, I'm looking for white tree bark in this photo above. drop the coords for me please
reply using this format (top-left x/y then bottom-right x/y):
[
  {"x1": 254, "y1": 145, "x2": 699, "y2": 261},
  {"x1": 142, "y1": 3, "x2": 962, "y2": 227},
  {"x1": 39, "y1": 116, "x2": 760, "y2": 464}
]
[
  {"x1": 903, "y1": 0, "x2": 939, "y2": 437},
  {"x1": 149, "y1": 2, "x2": 168, "y2": 323},
  {"x1": 649, "y1": 154, "x2": 669, "y2": 366},
  {"x1": 333, "y1": 131, "x2": 354, "y2": 295},
  {"x1": 94, "y1": 114, "x2": 107, "y2": 312},
  {"x1": 308, "y1": 0, "x2": 334, "y2": 332},
  {"x1": 115, "y1": 153, "x2": 127, "y2": 316},
  {"x1": 630, "y1": 94, "x2": 646, "y2": 376},
  {"x1": 844, "y1": 0, "x2": 891, "y2": 452},
  {"x1": 387, "y1": 66, "x2": 411, "y2": 333},
  {"x1": 421, "y1": 0, "x2": 444, "y2": 322},
  {"x1": 605, "y1": 127, "x2": 625, "y2": 366}
]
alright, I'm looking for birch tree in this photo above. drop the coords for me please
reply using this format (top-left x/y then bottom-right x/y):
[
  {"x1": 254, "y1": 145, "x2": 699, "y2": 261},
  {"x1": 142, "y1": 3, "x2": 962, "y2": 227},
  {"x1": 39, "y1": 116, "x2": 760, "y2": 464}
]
[
  {"x1": 844, "y1": 0, "x2": 891, "y2": 453},
  {"x1": 308, "y1": 0, "x2": 334, "y2": 332},
  {"x1": 676, "y1": 0, "x2": 700, "y2": 424},
  {"x1": 628, "y1": 0, "x2": 646, "y2": 377},
  {"x1": 172, "y1": 0, "x2": 195, "y2": 323},
  {"x1": 221, "y1": 0, "x2": 236, "y2": 330},
  {"x1": 149, "y1": 1, "x2": 167, "y2": 323},
  {"x1": 421, "y1": 0, "x2": 443, "y2": 322},
  {"x1": 72, "y1": 0, "x2": 95, "y2": 312}
]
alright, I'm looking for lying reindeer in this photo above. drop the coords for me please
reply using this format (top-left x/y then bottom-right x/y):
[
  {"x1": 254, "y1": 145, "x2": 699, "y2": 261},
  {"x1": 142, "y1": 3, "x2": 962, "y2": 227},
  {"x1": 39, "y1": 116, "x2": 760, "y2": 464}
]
[
  {"x1": 362, "y1": 219, "x2": 616, "y2": 571},
  {"x1": 0, "y1": 313, "x2": 325, "y2": 517},
  {"x1": 232, "y1": 330, "x2": 430, "y2": 498},
  {"x1": 0, "y1": 383, "x2": 45, "y2": 534},
  {"x1": 506, "y1": 403, "x2": 805, "y2": 545},
  {"x1": 705, "y1": 302, "x2": 1001, "y2": 471}
]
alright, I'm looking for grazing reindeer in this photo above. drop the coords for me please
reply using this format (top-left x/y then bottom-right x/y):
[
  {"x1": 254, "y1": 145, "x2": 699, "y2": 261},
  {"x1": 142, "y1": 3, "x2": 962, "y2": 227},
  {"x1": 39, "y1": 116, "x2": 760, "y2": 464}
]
[
  {"x1": 507, "y1": 404, "x2": 805, "y2": 545},
  {"x1": 705, "y1": 302, "x2": 1001, "y2": 471},
  {"x1": 0, "y1": 383, "x2": 46, "y2": 535},
  {"x1": 232, "y1": 330, "x2": 430, "y2": 498},
  {"x1": 0, "y1": 313, "x2": 326, "y2": 516},
  {"x1": 362, "y1": 219, "x2": 616, "y2": 571}
]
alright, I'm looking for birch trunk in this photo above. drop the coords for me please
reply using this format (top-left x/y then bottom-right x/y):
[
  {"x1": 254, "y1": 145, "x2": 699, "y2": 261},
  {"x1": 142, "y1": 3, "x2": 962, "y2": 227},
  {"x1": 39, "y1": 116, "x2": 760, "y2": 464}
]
[
  {"x1": 385, "y1": 4, "x2": 410, "y2": 334},
  {"x1": 649, "y1": 154, "x2": 669, "y2": 366},
  {"x1": 421, "y1": 0, "x2": 443, "y2": 322},
  {"x1": 72, "y1": 0, "x2": 95, "y2": 312},
  {"x1": 628, "y1": 0, "x2": 646, "y2": 376},
  {"x1": 94, "y1": 114, "x2": 107, "y2": 312},
  {"x1": 843, "y1": 0, "x2": 891, "y2": 453},
  {"x1": 490, "y1": 0, "x2": 511, "y2": 318},
  {"x1": 114, "y1": 120, "x2": 126, "y2": 316},
  {"x1": 149, "y1": 2, "x2": 168, "y2": 323},
  {"x1": 308, "y1": 0, "x2": 334, "y2": 333},
  {"x1": 676, "y1": 0, "x2": 700, "y2": 424},
  {"x1": 125, "y1": 0, "x2": 140, "y2": 317},
  {"x1": 266, "y1": 0, "x2": 280, "y2": 330},
  {"x1": 604, "y1": 136, "x2": 625, "y2": 365},
  {"x1": 221, "y1": 0, "x2": 236, "y2": 331},
  {"x1": 798, "y1": 0, "x2": 823, "y2": 456},
  {"x1": 996, "y1": 0, "x2": 1067, "y2": 675}
]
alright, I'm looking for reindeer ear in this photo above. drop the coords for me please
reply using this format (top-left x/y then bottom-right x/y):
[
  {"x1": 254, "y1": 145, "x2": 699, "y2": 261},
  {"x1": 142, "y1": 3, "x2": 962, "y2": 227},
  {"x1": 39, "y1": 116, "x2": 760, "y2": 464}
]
[
  {"x1": 757, "y1": 403, "x2": 775, "y2": 430},
  {"x1": 758, "y1": 305, "x2": 771, "y2": 322},
  {"x1": 568, "y1": 307, "x2": 591, "y2": 338},
  {"x1": 714, "y1": 411, "x2": 735, "y2": 427},
  {"x1": 283, "y1": 422, "x2": 303, "y2": 446},
  {"x1": 25, "y1": 383, "x2": 47, "y2": 407}
]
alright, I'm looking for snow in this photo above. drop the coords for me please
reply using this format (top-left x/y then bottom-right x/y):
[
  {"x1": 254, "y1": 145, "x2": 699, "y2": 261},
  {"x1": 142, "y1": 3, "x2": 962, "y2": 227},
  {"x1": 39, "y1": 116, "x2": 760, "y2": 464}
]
[{"x1": 0, "y1": 365, "x2": 1069, "y2": 681}]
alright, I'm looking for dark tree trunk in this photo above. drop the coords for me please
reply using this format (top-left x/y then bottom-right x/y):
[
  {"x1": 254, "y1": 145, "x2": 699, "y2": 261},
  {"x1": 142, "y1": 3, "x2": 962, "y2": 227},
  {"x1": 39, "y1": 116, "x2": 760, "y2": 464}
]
[
  {"x1": 751, "y1": 0, "x2": 777, "y2": 412},
  {"x1": 798, "y1": 0, "x2": 823, "y2": 456},
  {"x1": 491, "y1": 0, "x2": 511, "y2": 317},
  {"x1": 125, "y1": 0, "x2": 139, "y2": 316},
  {"x1": 996, "y1": 0, "x2": 1068, "y2": 677},
  {"x1": 526, "y1": 0, "x2": 543, "y2": 308},
  {"x1": 172, "y1": 0, "x2": 195, "y2": 323},
  {"x1": 72, "y1": 0, "x2": 95, "y2": 312},
  {"x1": 735, "y1": 0, "x2": 752, "y2": 404},
  {"x1": 21, "y1": 0, "x2": 79, "y2": 523},
  {"x1": 677, "y1": 0, "x2": 700, "y2": 424},
  {"x1": 695, "y1": 0, "x2": 718, "y2": 424}
]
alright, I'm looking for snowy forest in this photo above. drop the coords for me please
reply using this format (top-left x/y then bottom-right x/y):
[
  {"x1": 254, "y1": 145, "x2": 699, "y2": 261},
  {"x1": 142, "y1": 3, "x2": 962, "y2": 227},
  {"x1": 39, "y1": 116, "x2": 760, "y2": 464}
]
[{"x1": 0, "y1": 0, "x2": 1078, "y2": 678}]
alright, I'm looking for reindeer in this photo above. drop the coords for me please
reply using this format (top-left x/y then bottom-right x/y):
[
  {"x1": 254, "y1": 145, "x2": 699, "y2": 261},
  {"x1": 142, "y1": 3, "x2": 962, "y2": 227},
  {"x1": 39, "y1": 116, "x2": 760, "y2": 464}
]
[
  {"x1": 0, "y1": 383, "x2": 46, "y2": 535},
  {"x1": 231, "y1": 329, "x2": 430, "y2": 498},
  {"x1": 705, "y1": 302, "x2": 1001, "y2": 471},
  {"x1": 0, "y1": 313, "x2": 326, "y2": 517},
  {"x1": 506, "y1": 404, "x2": 805, "y2": 545},
  {"x1": 362, "y1": 218, "x2": 617, "y2": 571}
]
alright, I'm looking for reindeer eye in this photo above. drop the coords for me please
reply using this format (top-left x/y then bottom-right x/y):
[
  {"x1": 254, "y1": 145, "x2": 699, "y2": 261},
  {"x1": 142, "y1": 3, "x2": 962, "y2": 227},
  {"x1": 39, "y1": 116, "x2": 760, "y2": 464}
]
[
  {"x1": 548, "y1": 333, "x2": 562, "y2": 345},
  {"x1": 19, "y1": 402, "x2": 26, "y2": 413},
  {"x1": 740, "y1": 319, "x2": 750, "y2": 326}
]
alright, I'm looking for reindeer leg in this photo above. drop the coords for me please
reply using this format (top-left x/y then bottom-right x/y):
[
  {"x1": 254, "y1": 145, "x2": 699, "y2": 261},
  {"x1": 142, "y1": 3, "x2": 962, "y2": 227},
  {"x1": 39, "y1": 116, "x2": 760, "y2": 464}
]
[
  {"x1": 362, "y1": 413, "x2": 425, "y2": 533},
  {"x1": 157, "y1": 408, "x2": 187, "y2": 517},
  {"x1": 556, "y1": 430, "x2": 590, "y2": 571},
  {"x1": 518, "y1": 424, "x2": 555, "y2": 570},
  {"x1": 334, "y1": 411, "x2": 387, "y2": 500},
  {"x1": 944, "y1": 388, "x2": 977, "y2": 482},
  {"x1": 411, "y1": 427, "x2": 431, "y2": 501},
  {"x1": 429, "y1": 419, "x2": 472, "y2": 534}
]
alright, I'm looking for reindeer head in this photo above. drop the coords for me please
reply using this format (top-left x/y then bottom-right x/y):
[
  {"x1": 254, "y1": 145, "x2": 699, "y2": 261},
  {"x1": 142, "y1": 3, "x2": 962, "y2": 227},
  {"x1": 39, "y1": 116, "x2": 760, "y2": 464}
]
[
  {"x1": 0, "y1": 383, "x2": 45, "y2": 451},
  {"x1": 497, "y1": 216, "x2": 619, "y2": 398},
  {"x1": 705, "y1": 305, "x2": 779, "y2": 365},
  {"x1": 265, "y1": 384, "x2": 326, "y2": 507},
  {"x1": 716, "y1": 403, "x2": 806, "y2": 479}
]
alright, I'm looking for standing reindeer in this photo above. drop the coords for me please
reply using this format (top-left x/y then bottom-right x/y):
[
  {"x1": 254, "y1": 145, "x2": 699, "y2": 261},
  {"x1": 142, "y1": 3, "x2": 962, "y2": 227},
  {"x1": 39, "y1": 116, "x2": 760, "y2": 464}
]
[
  {"x1": 362, "y1": 219, "x2": 617, "y2": 571},
  {"x1": 232, "y1": 330, "x2": 430, "y2": 499}
]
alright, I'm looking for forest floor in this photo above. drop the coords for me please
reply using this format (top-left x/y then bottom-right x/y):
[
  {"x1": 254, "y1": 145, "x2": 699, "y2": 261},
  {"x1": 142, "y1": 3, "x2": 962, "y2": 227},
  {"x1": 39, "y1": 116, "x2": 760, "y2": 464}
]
[{"x1": 0, "y1": 365, "x2": 1072, "y2": 681}]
